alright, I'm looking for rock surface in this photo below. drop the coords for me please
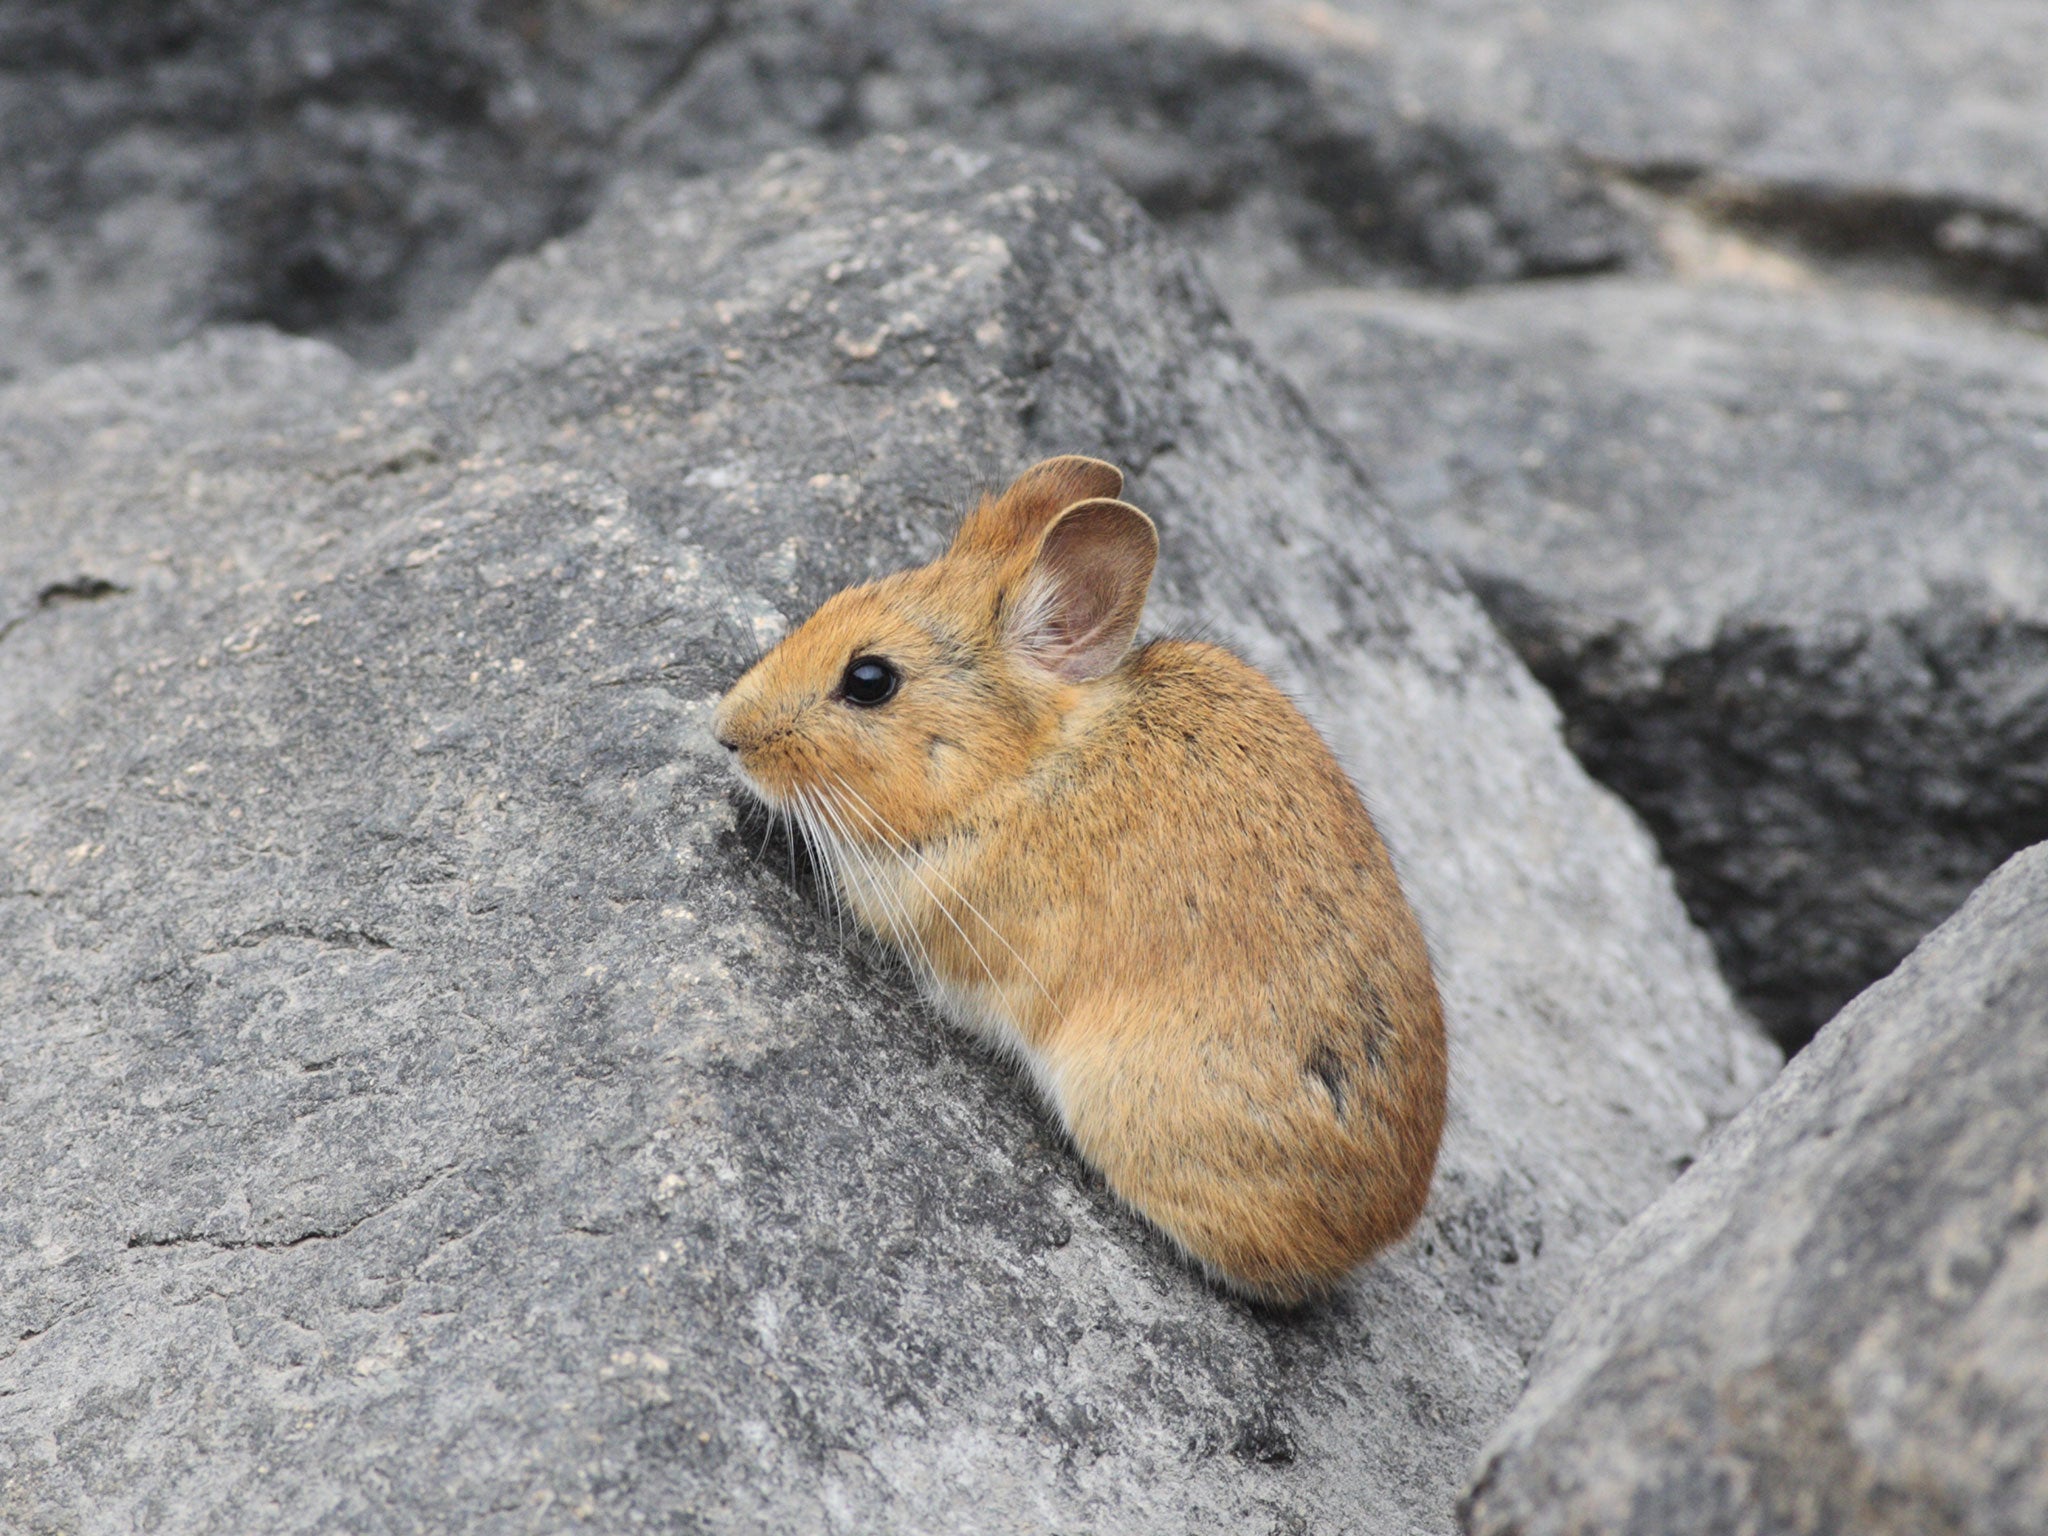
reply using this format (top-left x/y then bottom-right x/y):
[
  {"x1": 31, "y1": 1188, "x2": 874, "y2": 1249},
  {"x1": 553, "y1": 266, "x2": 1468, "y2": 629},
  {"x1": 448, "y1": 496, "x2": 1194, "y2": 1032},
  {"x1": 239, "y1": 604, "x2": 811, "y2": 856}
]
[
  {"x1": 0, "y1": 140, "x2": 1772, "y2": 1533},
  {"x1": 0, "y1": 0, "x2": 1644, "y2": 387},
  {"x1": 0, "y1": 0, "x2": 722, "y2": 380},
  {"x1": 624, "y1": 0, "x2": 1643, "y2": 292},
  {"x1": 1464, "y1": 839, "x2": 2048, "y2": 1536},
  {"x1": 1338, "y1": 0, "x2": 2048, "y2": 302},
  {"x1": 0, "y1": 327, "x2": 361, "y2": 744},
  {"x1": 1250, "y1": 276, "x2": 2048, "y2": 1049},
  {"x1": 16, "y1": 0, "x2": 2048, "y2": 392}
]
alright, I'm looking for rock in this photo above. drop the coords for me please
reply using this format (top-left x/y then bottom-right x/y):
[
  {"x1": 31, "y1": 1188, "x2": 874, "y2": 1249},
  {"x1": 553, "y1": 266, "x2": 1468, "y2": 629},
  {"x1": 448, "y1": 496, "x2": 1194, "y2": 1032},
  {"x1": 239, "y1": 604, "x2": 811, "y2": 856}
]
[
  {"x1": 624, "y1": 0, "x2": 1643, "y2": 292},
  {"x1": 1335, "y1": 0, "x2": 2048, "y2": 302},
  {"x1": 0, "y1": 326, "x2": 361, "y2": 745},
  {"x1": 23, "y1": 1, "x2": 2048, "y2": 397},
  {"x1": 1249, "y1": 276, "x2": 2048, "y2": 1049},
  {"x1": 0, "y1": 0, "x2": 1641, "y2": 387},
  {"x1": 0, "y1": 140, "x2": 1772, "y2": 1531},
  {"x1": 1463, "y1": 840, "x2": 2048, "y2": 1536},
  {"x1": 0, "y1": 0, "x2": 722, "y2": 381}
]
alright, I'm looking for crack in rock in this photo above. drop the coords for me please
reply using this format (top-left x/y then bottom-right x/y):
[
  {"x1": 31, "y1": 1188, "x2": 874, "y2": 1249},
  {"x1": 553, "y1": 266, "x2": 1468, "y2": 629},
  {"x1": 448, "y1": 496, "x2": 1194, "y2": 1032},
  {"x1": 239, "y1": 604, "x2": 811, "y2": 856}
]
[
  {"x1": 200, "y1": 921, "x2": 398, "y2": 956},
  {"x1": 1631, "y1": 162, "x2": 2048, "y2": 308},
  {"x1": 123, "y1": 1167, "x2": 460, "y2": 1255},
  {"x1": 0, "y1": 573, "x2": 130, "y2": 645}
]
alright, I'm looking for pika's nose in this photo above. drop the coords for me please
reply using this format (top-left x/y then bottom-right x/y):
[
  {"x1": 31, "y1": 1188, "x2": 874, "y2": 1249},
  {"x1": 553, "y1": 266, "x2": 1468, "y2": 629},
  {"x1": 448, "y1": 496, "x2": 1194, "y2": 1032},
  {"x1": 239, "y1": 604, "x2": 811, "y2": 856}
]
[{"x1": 711, "y1": 699, "x2": 741, "y2": 753}]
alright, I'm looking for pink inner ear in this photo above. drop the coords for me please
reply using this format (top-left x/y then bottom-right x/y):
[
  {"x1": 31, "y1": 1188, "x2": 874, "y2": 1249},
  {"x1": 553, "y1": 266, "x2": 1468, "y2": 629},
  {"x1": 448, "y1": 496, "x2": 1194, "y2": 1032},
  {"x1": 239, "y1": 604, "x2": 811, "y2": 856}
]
[
  {"x1": 1040, "y1": 579, "x2": 1111, "y2": 645},
  {"x1": 1014, "y1": 498, "x2": 1158, "y2": 682}
]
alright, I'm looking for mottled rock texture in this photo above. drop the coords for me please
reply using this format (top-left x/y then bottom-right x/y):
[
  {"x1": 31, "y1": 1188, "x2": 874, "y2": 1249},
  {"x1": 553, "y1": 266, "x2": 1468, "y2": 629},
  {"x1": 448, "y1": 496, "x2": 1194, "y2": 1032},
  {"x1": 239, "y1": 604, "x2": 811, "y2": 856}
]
[
  {"x1": 0, "y1": 141, "x2": 1772, "y2": 1534},
  {"x1": 0, "y1": 0, "x2": 722, "y2": 378},
  {"x1": 1338, "y1": 0, "x2": 2048, "y2": 304},
  {"x1": 1464, "y1": 840, "x2": 2048, "y2": 1536},
  {"x1": 1251, "y1": 277, "x2": 2048, "y2": 1050},
  {"x1": 622, "y1": 0, "x2": 1642, "y2": 293},
  {"x1": 17, "y1": 0, "x2": 2048, "y2": 386},
  {"x1": 0, "y1": 327, "x2": 360, "y2": 742},
  {"x1": 0, "y1": 0, "x2": 1641, "y2": 386}
]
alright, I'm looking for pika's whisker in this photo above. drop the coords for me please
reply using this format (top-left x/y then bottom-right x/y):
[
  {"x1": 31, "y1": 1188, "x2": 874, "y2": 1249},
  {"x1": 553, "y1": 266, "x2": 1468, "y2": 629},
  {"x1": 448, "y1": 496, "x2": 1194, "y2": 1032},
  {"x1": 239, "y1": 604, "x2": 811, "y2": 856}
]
[
  {"x1": 790, "y1": 792, "x2": 847, "y2": 940},
  {"x1": 823, "y1": 786, "x2": 942, "y2": 991},
  {"x1": 829, "y1": 771, "x2": 1063, "y2": 1024},
  {"x1": 803, "y1": 789, "x2": 864, "y2": 938},
  {"x1": 813, "y1": 788, "x2": 940, "y2": 985},
  {"x1": 824, "y1": 778, "x2": 1055, "y2": 1029}
]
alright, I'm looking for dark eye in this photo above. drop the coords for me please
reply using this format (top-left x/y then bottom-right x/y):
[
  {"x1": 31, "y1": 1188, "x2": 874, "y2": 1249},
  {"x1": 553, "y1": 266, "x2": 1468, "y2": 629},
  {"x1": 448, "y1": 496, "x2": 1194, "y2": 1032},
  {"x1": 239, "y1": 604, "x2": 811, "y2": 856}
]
[{"x1": 839, "y1": 655, "x2": 900, "y2": 707}]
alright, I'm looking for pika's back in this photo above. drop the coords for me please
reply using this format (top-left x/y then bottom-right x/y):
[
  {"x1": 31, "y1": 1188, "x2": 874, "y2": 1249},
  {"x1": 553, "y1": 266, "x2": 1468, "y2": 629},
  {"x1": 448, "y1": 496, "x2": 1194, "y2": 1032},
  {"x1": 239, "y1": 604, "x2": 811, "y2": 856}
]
[
  {"x1": 1032, "y1": 638, "x2": 1425, "y2": 990},
  {"x1": 996, "y1": 637, "x2": 1447, "y2": 1298}
]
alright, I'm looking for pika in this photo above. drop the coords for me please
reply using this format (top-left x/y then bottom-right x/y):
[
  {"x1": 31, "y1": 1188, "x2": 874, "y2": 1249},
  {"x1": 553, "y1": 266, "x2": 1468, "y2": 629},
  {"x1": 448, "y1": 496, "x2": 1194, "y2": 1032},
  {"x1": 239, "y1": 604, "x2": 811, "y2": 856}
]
[{"x1": 713, "y1": 457, "x2": 1446, "y2": 1304}]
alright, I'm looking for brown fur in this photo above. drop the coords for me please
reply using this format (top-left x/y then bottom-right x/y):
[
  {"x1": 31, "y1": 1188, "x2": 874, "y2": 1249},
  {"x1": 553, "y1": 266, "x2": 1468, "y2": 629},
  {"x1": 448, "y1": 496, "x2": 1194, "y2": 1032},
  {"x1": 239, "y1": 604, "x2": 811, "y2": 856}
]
[{"x1": 712, "y1": 456, "x2": 1447, "y2": 1304}]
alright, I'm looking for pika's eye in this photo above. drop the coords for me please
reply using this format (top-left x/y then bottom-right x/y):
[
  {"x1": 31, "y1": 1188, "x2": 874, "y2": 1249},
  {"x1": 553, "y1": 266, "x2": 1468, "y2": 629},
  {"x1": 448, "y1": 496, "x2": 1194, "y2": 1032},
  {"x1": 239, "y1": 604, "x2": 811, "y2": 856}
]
[{"x1": 839, "y1": 655, "x2": 900, "y2": 707}]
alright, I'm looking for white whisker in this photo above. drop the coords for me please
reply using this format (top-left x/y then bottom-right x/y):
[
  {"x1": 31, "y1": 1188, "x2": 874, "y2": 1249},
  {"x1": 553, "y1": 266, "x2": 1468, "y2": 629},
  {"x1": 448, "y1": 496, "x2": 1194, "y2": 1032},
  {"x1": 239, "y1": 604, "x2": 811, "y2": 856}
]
[
  {"x1": 829, "y1": 773, "x2": 1060, "y2": 1000},
  {"x1": 825, "y1": 773, "x2": 1062, "y2": 1027},
  {"x1": 813, "y1": 789, "x2": 940, "y2": 986},
  {"x1": 792, "y1": 793, "x2": 850, "y2": 941},
  {"x1": 805, "y1": 791, "x2": 864, "y2": 934},
  {"x1": 825, "y1": 785, "x2": 1005, "y2": 997},
  {"x1": 817, "y1": 806, "x2": 867, "y2": 947}
]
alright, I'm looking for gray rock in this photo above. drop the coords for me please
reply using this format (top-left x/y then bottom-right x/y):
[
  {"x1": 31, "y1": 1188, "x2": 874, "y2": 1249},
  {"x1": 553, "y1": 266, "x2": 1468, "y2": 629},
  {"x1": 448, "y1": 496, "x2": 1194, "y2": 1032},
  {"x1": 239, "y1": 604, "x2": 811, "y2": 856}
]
[
  {"x1": 0, "y1": 0, "x2": 722, "y2": 380},
  {"x1": 1249, "y1": 276, "x2": 2048, "y2": 1049},
  {"x1": 1334, "y1": 0, "x2": 2048, "y2": 302},
  {"x1": 1463, "y1": 839, "x2": 2048, "y2": 1536},
  {"x1": 0, "y1": 140, "x2": 1772, "y2": 1533},
  {"x1": 625, "y1": 0, "x2": 1642, "y2": 291},
  {"x1": 0, "y1": 0, "x2": 1640, "y2": 386},
  {"x1": 23, "y1": 0, "x2": 2048, "y2": 398},
  {"x1": 0, "y1": 326, "x2": 361, "y2": 745}
]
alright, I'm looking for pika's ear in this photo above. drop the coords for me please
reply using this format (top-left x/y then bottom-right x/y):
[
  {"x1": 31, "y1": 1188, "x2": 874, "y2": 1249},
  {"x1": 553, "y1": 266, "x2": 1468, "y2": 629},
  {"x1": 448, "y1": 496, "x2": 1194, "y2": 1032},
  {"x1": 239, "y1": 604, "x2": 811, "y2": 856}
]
[
  {"x1": 1007, "y1": 497, "x2": 1158, "y2": 681},
  {"x1": 952, "y1": 455, "x2": 1124, "y2": 558}
]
